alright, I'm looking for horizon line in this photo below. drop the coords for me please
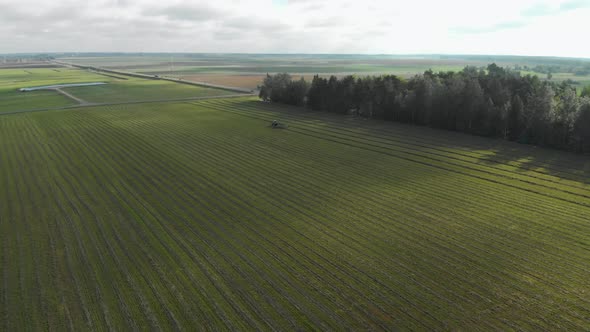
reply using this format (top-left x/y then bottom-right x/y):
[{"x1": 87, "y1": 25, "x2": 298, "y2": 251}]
[{"x1": 2, "y1": 52, "x2": 590, "y2": 61}]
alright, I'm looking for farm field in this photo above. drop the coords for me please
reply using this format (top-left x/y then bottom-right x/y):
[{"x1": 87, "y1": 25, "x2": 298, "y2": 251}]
[
  {"x1": 0, "y1": 67, "x2": 237, "y2": 113},
  {"x1": 520, "y1": 70, "x2": 590, "y2": 95},
  {"x1": 551, "y1": 73, "x2": 590, "y2": 95},
  {"x1": 0, "y1": 96, "x2": 588, "y2": 330},
  {"x1": 59, "y1": 54, "x2": 473, "y2": 80},
  {"x1": 0, "y1": 90, "x2": 75, "y2": 113},
  {"x1": 0, "y1": 68, "x2": 105, "y2": 112},
  {"x1": 179, "y1": 74, "x2": 321, "y2": 90},
  {"x1": 0, "y1": 68, "x2": 104, "y2": 88},
  {"x1": 60, "y1": 54, "x2": 590, "y2": 92},
  {"x1": 178, "y1": 74, "x2": 270, "y2": 90},
  {"x1": 62, "y1": 78, "x2": 234, "y2": 104}
]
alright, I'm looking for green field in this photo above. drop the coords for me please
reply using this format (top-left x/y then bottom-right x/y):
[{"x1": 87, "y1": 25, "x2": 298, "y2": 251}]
[
  {"x1": 0, "y1": 68, "x2": 104, "y2": 112},
  {"x1": 0, "y1": 68, "x2": 236, "y2": 113},
  {"x1": 62, "y1": 55, "x2": 470, "y2": 78},
  {"x1": 520, "y1": 70, "x2": 590, "y2": 95},
  {"x1": 0, "y1": 68, "x2": 106, "y2": 88},
  {"x1": 136, "y1": 64, "x2": 467, "y2": 76},
  {"x1": 60, "y1": 54, "x2": 590, "y2": 92},
  {"x1": 1, "y1": 97, "x2": 588, "y2": 330},
  {"x1": 0, "y1": 90, "x2": 75, "y2": 112},
  {"x1": 62, "y1": 78, "x2": 233, "y2": 104}
]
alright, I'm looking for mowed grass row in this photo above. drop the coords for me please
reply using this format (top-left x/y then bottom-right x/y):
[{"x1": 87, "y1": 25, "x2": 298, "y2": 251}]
[
  {"x1": 202, "y1": 100, "x2": 590, "y2": 223},
  {"x1": 206, "y1": 99, "x2": 590, "y2": 188},
  {"x1": 203, "y1": 100, "x2": 590, "y2": 254},
  {"x1": 0, "y1": 103, "x2": 576, "y2": 330},
  {"x1": 217, "y1": 99, "x2": 590, "y2": 184},
  {"x1": 118, "y1": 103, "x2": 588, "y2": 306},
  {"x1": 0, "y1": 99, "x2": 589, "y2": 330},
  {"x1": 202, "y1": 100, "x2": 590, "y2": 265},
  {"x1": 191, "y1": 99, "x2": 587, "y2": 324}
]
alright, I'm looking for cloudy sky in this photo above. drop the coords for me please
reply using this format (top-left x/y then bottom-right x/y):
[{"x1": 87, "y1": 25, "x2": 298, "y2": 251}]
[{"x1": 1, "y1": 0, "x2": 589, "y2": 57}]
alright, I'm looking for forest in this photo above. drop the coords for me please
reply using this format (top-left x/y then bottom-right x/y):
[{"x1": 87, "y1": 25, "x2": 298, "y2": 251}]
[{"x1": 259, "y1": 64, "x2": 590, "y2": 153}]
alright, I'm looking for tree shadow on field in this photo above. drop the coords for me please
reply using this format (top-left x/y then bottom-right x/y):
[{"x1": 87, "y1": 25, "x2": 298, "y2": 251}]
[
  {"x1": 475, "y1": 144, "x2": 590, "y2": 184},
  {"x1": 222, "y1": 100, "x2": 590, "y2": 329},
  {"x1": 243, "y1": 99, "x2": 590, "y2": 185}
]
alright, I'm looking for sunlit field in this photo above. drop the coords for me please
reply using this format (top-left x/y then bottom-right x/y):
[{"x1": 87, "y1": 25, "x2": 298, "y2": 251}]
[{"x1": 1, "y1": 96, "x2": 588, "y2": 330}]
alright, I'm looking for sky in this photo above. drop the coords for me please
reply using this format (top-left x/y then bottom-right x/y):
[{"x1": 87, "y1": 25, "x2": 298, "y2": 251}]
[{"x1": 0, "y1": 0, "x2": 589, "y2": 57}]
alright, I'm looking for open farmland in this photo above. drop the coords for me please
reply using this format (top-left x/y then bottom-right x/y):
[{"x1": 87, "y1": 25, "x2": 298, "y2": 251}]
[
  {"x1": 59, "y1": 54, "x2": 473, "y2": 87},
  {"x1": 0, "y1": 67, "x2": 237, "y2": 113},
  {"x1": 0, "y1": 97, "x2": 589, "y2": 330},
  {"x1": 177, "y1": 74, "x2": 273, "y2": 90},
  {"x1": 61, "y1": 78, "x2": 234, "y2": 104},
  {"x1": 60, "y1": 54, "x2": 590, "y2": 92},
  {"x1": 0, "y1": 68, "x2": 105, "y2": 112},
  {"x1": 178, "y1": 74, "x2": 325, "y2": 90}
]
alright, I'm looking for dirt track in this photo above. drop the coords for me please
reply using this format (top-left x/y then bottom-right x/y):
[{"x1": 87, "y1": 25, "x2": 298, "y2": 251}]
[{"x1": 54, "y1": 88, "x2": 89, "y2": 104}]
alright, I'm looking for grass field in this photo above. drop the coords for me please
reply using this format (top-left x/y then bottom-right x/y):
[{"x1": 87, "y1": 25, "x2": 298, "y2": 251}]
[
  {"x1": 0, "y1": 67, "x2": 237, "y2": 113},
  {"x1": 520, "y1": 70, "x2": 590, "y2": 95},
  {"x1": 62, "y1": 78, "x2": 234, "y2": 104},
  {"x1": 1, "y1": 97, "x2": 588, "y2": 330},
  {"x1": 0, "y1": 68, "x2": 104, "y2": 112},
  {"x1": 0, "y1": 90, "x2": 75, "y2": 112},
  {"x1": 59, "y1": 55, "x2": 475, "y2": 85},
  {"x1": 137, "y1": 64, "x2": 467, "y2": 76},
  {"x1": 179, "y1": 74, "x2": 331, "y2": 90},
  {"x1": 0, "y1": 68, "x2": 106, "y2": 88},
  {"x1": 61, "y1": 54, "x2": 590, "y2": 92}
]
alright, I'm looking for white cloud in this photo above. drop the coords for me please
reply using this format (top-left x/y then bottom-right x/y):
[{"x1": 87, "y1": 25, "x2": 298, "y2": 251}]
[{"x1": 0, "y1": 0, "x2": 588, "y2": 57}]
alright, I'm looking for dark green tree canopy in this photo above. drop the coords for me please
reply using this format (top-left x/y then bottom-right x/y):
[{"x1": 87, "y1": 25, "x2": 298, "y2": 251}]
[{"x1": 260, "y1": 67, "x2": 590, "y2": 153}]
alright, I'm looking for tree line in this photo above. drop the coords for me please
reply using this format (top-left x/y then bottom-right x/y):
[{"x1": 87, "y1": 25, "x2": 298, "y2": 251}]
[{"x1": 259, "y1": 64, "x2": 590, "y2": 153}]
